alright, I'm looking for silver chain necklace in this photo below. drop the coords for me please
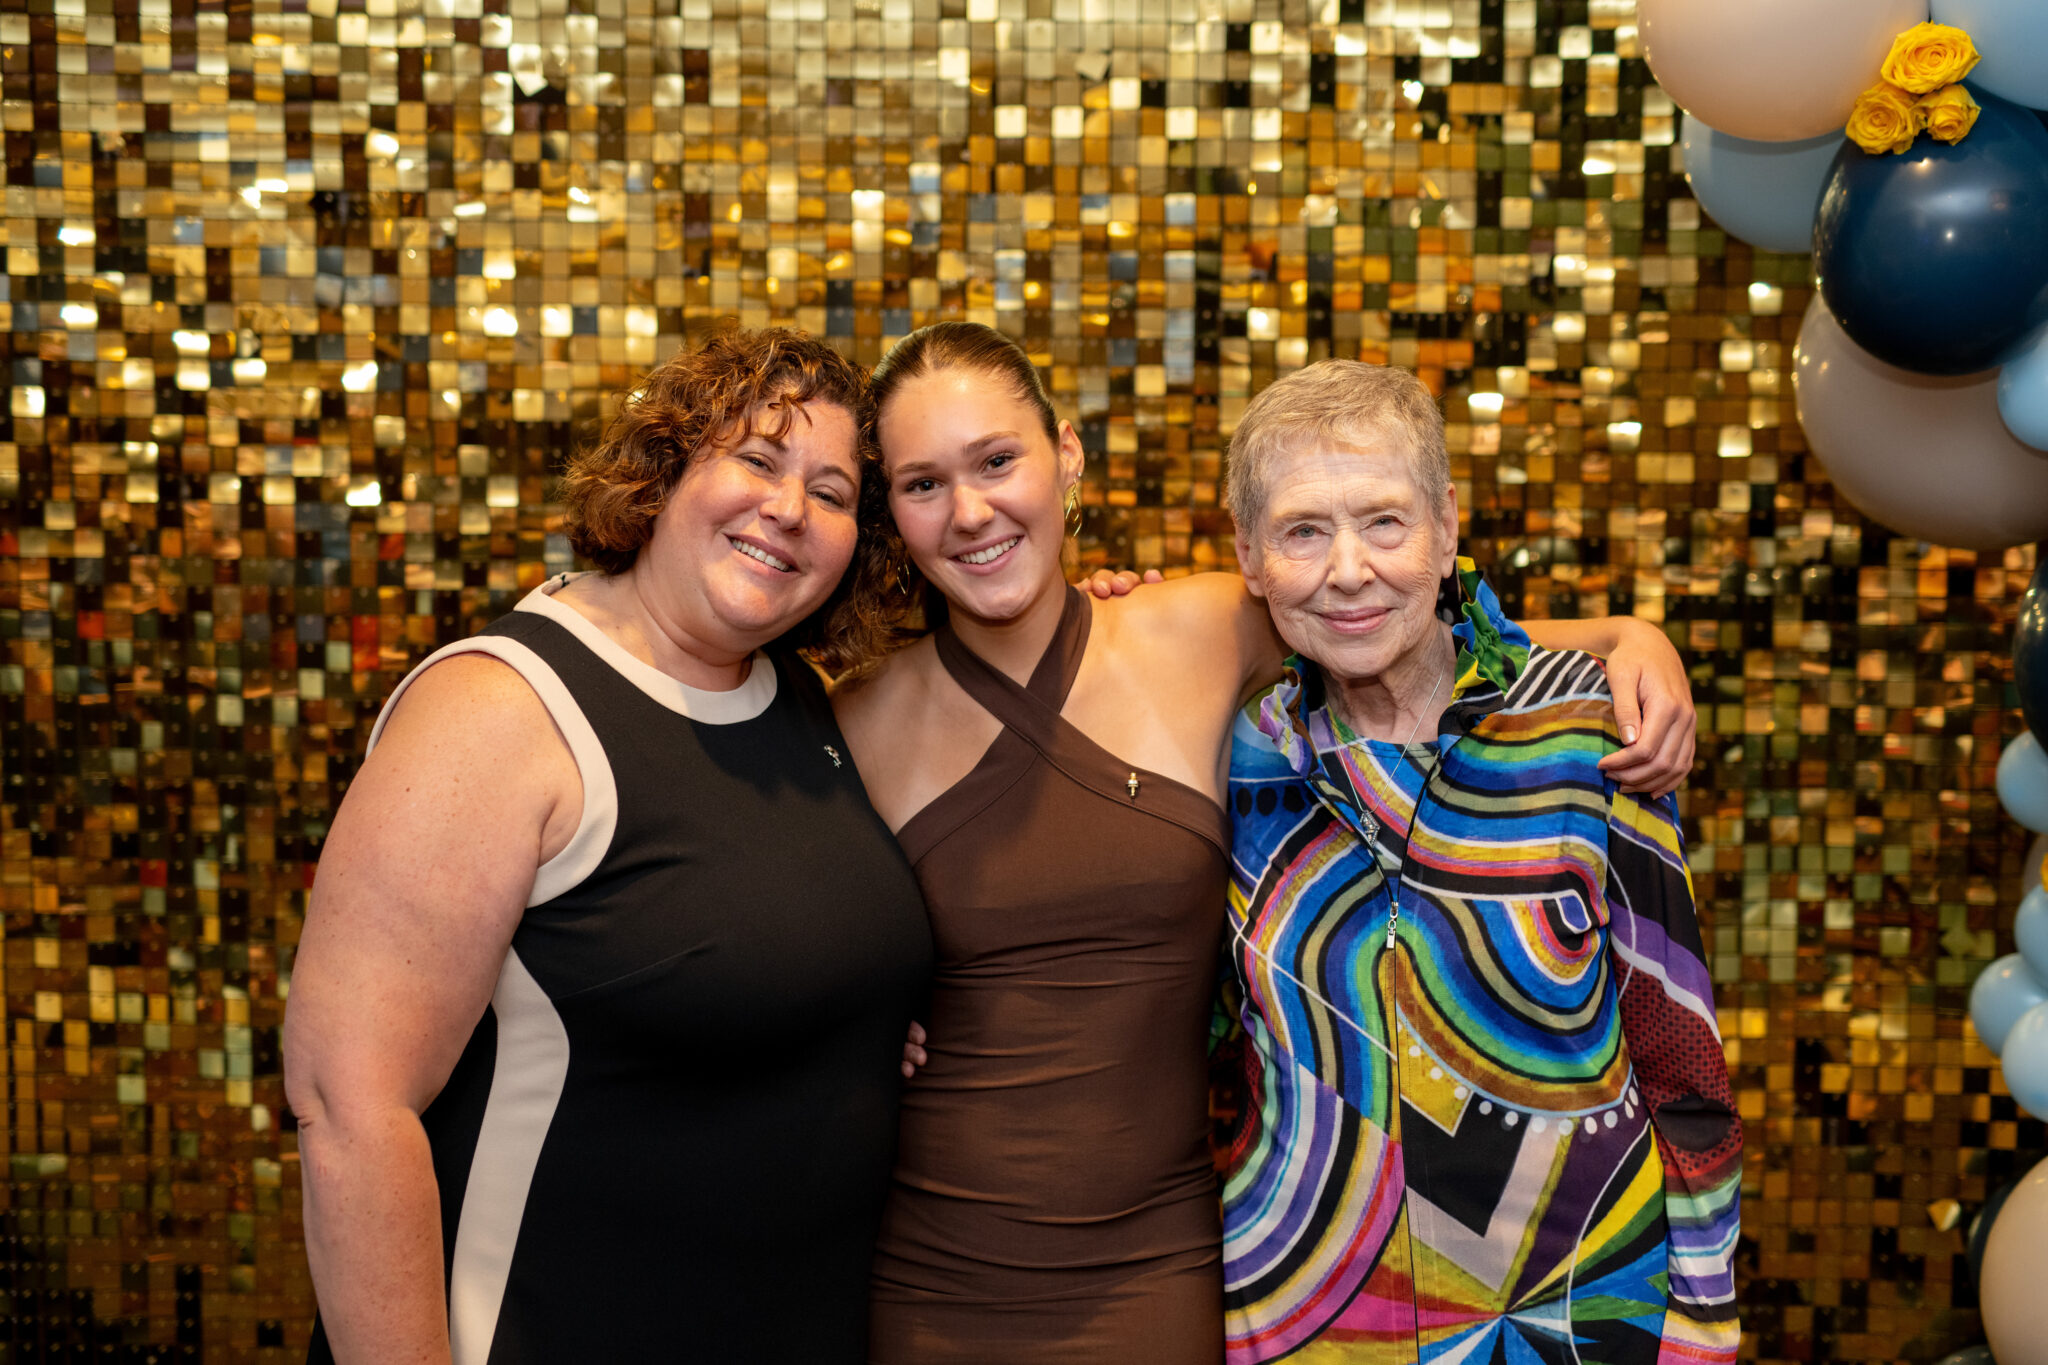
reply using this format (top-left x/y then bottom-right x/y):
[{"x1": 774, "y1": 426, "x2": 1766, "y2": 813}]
[{"x1": 1338, "y1": 659, "x2": 1448, "y2": 757}]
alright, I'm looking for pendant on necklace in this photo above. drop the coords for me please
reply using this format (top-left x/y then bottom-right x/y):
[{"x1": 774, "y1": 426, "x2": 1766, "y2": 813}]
[{"x1": 1127, "y1": 772, "x2": 1141, "y2": 799}]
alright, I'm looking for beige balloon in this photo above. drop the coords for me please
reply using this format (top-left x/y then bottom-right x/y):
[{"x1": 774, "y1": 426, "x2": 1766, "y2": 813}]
[
  {"x1": 1640, "y1": 0, "x2": 1928, "y2": 142},
  {"x1": 1792, "y1": 298, "x2": 2048, "y2": 552},
  {"x1": 1983, "y1": 1157, "x2": 2048, "y2": 1365}
]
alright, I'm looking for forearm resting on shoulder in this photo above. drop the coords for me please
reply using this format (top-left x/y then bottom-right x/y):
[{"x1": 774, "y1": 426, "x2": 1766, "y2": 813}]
[
  {"x1": 1520, "y1": 613, "x2": 1659, "y2": 656},
  {"x1": 293, "y1": 1080, "x2": 453, "y2": 1365}
]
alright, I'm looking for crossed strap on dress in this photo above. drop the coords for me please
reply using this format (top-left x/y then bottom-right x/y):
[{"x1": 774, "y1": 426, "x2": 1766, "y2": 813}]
[{"x1": 930, "y1": 587, "x2": 1229, "y2": 858}]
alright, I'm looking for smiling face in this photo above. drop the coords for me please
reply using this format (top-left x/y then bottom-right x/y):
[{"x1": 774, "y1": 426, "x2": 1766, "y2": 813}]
[
  {"x1": 1237, "y1": 435, "x2": 1459, "y2": 699},
  {"x1": 641, "y1": 399, "x2": 862, "y2": 655},
  {"x1": 877, "y1": 367, "x2": 1085, "y2": 626}
]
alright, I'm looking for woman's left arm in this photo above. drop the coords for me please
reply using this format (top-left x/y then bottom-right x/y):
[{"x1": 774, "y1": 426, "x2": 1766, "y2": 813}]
[
  {"x1": 1605, "y1": 784, "x2": 1743, "y2": 1364},
  {"x1": 1527, "y1": 616, "x2": 1694, "y2": 796}
]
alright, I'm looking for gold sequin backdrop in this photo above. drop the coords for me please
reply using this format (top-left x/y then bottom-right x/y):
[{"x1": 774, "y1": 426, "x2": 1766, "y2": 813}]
[{"x1": 0, "y1": 0, "x2": 2040, "y2": 1358}]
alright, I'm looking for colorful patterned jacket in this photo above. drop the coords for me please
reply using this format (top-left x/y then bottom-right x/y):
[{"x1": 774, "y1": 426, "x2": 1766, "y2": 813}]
[{"x1": 1219, "y1": 563, "x2": 1741, "y2": 1365}]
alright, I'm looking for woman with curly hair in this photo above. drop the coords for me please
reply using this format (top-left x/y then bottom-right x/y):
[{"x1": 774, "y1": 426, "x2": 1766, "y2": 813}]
[{"x1": 283, "y1": 328, "x2": 933, "y2": 1365}]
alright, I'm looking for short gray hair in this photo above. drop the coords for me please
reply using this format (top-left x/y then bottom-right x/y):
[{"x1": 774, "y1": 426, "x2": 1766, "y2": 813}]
[{"x1": 1224, "y1": 360, "x2": 1450, "y2": 537}]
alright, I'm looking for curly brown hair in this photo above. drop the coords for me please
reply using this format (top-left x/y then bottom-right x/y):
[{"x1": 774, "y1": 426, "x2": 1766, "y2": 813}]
[{"x1": 561, "y1": 325, "x2": 901, "y2": 672}]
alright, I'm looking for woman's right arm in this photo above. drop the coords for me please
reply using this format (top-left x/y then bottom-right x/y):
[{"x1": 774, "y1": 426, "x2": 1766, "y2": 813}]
[{"x1": 283, "y1": 656, "x2": 581, "y2": 1365}]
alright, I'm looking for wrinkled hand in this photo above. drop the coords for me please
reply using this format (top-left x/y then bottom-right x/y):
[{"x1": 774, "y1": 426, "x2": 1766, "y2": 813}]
[
  {"x1": 900, "y1": 1020, "x2": 928, "y2": 1079},
  {"x1": 1077, "y1": 568, "x2": 1164, "y2": 598},
  {"x1": 1596, "y1": 620, "x2": 1697, "y2": 798}
]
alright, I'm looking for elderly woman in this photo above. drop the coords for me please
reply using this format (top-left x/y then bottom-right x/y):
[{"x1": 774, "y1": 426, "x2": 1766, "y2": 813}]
[
  {"x1": 282, "y1": 329, "x2": 933, "y2": 1364},
  {"x1": 1217, "y1": 360, "x2": 1740, "y2": 1364}
]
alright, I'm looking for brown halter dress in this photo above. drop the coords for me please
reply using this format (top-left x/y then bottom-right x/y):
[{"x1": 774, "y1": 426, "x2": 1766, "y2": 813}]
[{"x1": 869, "y1": 588, "x2": 1229, "y2": 1364}]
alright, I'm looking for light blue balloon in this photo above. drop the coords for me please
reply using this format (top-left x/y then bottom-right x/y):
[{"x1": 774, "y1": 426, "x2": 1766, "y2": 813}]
[
  {"x1": 1932, "y1": 0, "x2": 2048, "y2": 110},
  {"x1": 1999, "y1": 731, "x2": 2048, "y2": 833},
  {"x1": 1972, "y1": 954, "x2": 2048, "y2": 1053},
  {"x1": 1680, "y1": 116, "x2": 1843, "y2": 255},
  {"x1": 2003, "y1": 1001, "x2": 2048, "y2": 1119},
  {"x1": 2018, "y1": 887, "x2": 2048, "y2": 981},
  {"x1": 1997, "y1": 320, "x2": 2048, "y2": 451}
]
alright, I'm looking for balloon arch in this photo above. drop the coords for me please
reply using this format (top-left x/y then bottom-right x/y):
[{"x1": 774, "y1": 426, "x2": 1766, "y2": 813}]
[{"x1": 1641, "y1": 4, "x2": 2048, "y2": 1361}]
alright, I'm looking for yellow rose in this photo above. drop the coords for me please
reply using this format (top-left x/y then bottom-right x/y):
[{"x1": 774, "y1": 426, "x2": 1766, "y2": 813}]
[
  {"x1": 1846, "y1": 81, "x2": 1922, "y2": 155},
  {"x1": 1880, "y1": 21, "x2": 1981, "y2": 95},
  {"x1": 1917, "y1": 84, "x2": 1981, "y2": 144}
]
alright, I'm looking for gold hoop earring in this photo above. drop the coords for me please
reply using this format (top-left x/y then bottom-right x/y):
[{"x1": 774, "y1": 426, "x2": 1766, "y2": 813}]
[{"x1": 1064, "y1": 484, "x2": 1083, "y2": 539}]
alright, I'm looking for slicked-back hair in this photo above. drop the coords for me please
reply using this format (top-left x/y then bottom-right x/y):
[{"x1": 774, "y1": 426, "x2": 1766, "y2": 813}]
[
  {"x1": 867, "y1": 320, "x2": 1061, "y2": 448},
  {"x1": 1224, "y1": 360, "x2": 1450, "y2": 545},
  {"x1": 559, "y1": 325, "x2": 896, "y2": 671}
]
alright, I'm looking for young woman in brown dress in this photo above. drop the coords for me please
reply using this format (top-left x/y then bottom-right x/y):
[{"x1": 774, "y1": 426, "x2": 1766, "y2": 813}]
[{"x1": 831, "y1": 322, "x2": 1695, "y2": 1364}]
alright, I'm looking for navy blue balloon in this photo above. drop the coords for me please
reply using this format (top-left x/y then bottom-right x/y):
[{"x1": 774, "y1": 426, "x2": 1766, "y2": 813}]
[
  {"x1": 1814, "y1": 85, "x2": 2048, "y2": 375},
  {"x1": 2019, "y1": 558, "x2": 2047, "y2": 746}
]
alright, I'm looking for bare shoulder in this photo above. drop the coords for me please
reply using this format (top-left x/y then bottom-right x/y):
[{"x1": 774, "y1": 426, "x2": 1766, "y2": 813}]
[
  {"x1": 830, "y1": 637, "x2": 931, "y2": 729},
  {"x1": 1098, "y1": 571, "x2": 1242, "y2": 642},
  {"x1": 1094, "y1": 572, "x2": 1279, "y2": 690},
  {"x1": 830, "y1": 637, "x2": 954, "y2": 770},
  {"x1": 832, "y1": 636, "x2": 983, "y2": 830},
  {"x1": 331, "y1": 652, "x2": 580, "y2": 874},
  {"x1": 372, "y1": 653, "x2": 565, "y2": 770}
]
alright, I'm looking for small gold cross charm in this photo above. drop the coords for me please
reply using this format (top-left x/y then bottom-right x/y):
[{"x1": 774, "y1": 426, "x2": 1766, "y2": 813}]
[{"x1": 1127, "y1": 772, "x2": 1141, "y2": 799}]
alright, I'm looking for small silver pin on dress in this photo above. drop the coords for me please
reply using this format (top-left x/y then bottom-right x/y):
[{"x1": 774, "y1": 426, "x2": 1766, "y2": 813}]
[
  {"x1": 1127, "y1": 772, "x2": 1140, "y2": 799},
  {"x1": 824, "y1": 745, "x2": 842, "y2": 767}
]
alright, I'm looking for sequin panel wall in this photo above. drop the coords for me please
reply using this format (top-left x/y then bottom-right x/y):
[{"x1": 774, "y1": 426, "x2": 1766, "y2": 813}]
[{"x1": 0, "y1": 0, "x2": 2041, "y2": 1359}]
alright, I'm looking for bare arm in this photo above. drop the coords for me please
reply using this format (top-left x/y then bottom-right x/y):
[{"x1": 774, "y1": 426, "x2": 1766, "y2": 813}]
[
  {"x1": 1084, "y1": 569, "x2": 1692, "y2": 795},
  {"x1": 1523, "y1": 615, "x2": 1695, "y2": 796},
  {"x1": 1087, "y1": 578, "x2": 1692, "y2": 793},
  {"x1": 283, "y1": 657, "x2": 580, "y2": 1365}
]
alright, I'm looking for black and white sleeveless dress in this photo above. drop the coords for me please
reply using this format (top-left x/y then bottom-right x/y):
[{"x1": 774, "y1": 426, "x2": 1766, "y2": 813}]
[{"x1": 306, "y1": 574, "x2": 933, "y2": 1364}]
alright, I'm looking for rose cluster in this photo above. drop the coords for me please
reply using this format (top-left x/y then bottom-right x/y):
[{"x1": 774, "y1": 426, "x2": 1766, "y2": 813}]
[
  {"x1": 1647, "y1": 0, "x2": 2048, "y2": 550},
  {"x1": 1847, "y1": 22, "x2": 1982, "y2": 154}
]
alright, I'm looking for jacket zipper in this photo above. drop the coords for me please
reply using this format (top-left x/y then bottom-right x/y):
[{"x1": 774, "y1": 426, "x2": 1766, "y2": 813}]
[{"x1": 1376, "y1": 744, "x2": 1446, "y2": 1365}]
